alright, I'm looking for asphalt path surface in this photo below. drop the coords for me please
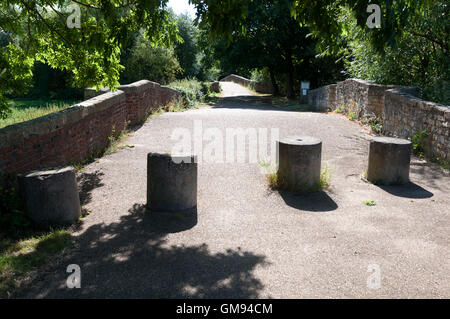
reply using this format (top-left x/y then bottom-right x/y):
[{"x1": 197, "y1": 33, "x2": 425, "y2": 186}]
[{"x1": 14, "y1": 82, "x2": 450, "y2": 298}]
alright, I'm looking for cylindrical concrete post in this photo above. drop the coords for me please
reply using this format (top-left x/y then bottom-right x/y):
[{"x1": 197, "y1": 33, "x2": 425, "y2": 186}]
[
  {"x1": 18, "y1": 166, "x2": 81, "y2": 226},
  {"x1": 277, "y1": 136, "x2": 322, "y2": 192},
  {"x1": 366, "y1": 137, "x2": 412, "y2": 185},
  {"x1": 147, "y1": 153, "x2": 197, "y2": 212}
]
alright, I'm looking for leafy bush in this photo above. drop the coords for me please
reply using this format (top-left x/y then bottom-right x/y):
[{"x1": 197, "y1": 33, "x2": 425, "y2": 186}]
[
  {"x1": 121, "y1": 32, "x2": 182, "y2": 85},
  {"x1": 412, "y1": 130, "x2": 431, "y2": 157},
  {"x1": 168, "y1": 79, "x2": 210, "y2": 107},
  {"x1": 174, "y1": 13, "x2": 200, "y2": 79},
  {"x1": 348, "y1": 112, "x2": 356, "y2": 121},
  {"x1": 250, "y1": 68, "x2": 271, "y2": 85},
  {"x1": 198, "y1": 65, "x2": 221, "y2": 82},
  {"x1": 343, "y1": 2, "x2": 449, "y2": 105},
  {"x1": 367, "y1": 117, "x2": 382, "y2": 134}
]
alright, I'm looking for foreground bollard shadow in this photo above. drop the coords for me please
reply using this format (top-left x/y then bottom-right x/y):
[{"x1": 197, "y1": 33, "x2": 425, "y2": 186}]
[
  {"x1": 12, "y1": 202, "x2": 268, "y2": 298},
  {"x1": 280, "y1": 191, "x2": 338, "y2": 212},
  {"x1": 377, "y1": 182, "x2": 434, "y2": 199},
  {"x1": 131, "y1": 203, "x2": 198, "y2": 233}
]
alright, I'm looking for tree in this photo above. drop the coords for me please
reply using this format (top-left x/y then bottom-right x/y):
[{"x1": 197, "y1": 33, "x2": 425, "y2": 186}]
[
  {"x1": 0, "y1": 0, "x2": 178, "y2": 118},
  {"x1": 121, "y1": 31, "x2": 181, "y2": 85},
  {"x1": 343, "y1": 1, "x2": 449, "y2": 104},
  {"x1": 199, "y1": 0, "x2": 337, "y2": 98},
  {"x1": 174, "y1": 13, "x2": 200, "y2": 78},
  {"x1": 191, "y1": 0, "x2": 432, "y2": 51}
]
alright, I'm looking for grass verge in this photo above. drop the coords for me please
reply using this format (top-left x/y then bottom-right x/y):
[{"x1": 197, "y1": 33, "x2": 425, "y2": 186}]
[
  {"x1": 0, "y1": 99, "x2": 80, "y2": 129},
  {"x1": 0, "y1": 229, "x2": 73, "y2": 298}
]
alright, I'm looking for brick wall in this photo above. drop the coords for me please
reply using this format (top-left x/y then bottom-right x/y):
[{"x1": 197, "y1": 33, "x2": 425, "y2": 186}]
[
  {"x1": 307, "y1": 78, "x2": 449, "y2": 160},
  {"x1": 221, "y1": 74, "x2": 274, "y2": 94},
  {"x1": 0, "y1": 80, "x2": 180, "y2": 174}
]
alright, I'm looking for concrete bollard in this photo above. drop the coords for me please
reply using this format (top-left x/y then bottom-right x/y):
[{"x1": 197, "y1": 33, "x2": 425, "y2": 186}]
[
  {"x1": 18, "y1": 166, "x2": 81, "y2": 226},
  {"x1": 147, "y1": 153, "x2": 197, "y2": 212},
  {"x1": 277, "y1": 136, "x2": 322, "y2": 192},
  {"x1": 366, "y1": 137, "x2": 412, "y2": 185}
]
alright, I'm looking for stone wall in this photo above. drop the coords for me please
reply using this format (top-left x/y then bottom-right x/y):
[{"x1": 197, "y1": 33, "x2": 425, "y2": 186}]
[
  {"x1": 384, "y1": 88, "x2": 450, "y2": 160},
  {"x1": 307, "y1": 84, "x2": 337, "y2": 112},
  {"x1": 0, "y1": 80, "x2": 180, "y2": 174},
  {"x1": 307, "y1": 78, "x2": 449, "y2": 160},
  {"x1": 221, "y1": 74, "x2": 274, "y2": 94}
]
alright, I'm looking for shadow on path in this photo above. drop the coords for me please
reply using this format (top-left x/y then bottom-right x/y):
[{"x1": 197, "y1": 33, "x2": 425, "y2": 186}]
[
  {"x1": 77, "y1": 170, "x2": 104, "y2": 206},
  {"x1": 212, "y1": 95, "x2": 307, "y2": 112},
  {"x1": 280, "y1": 191, "x2": 338, "y2": 212},
  {"x1": 14, "y1": 203, "x2": 268, "y2": 298},
  {"x1": 377, "y1": 182, "x2": 434, "y2": 199}
]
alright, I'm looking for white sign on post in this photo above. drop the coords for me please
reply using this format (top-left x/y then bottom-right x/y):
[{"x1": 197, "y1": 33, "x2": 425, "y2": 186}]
[{"x1": 301, "y1": 81, "x2": 310, "y2": 96}]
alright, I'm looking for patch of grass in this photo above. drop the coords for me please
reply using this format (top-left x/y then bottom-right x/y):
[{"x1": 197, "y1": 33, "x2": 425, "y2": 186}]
[
  {"x1": 317, "y1": 166, "x2": 331, "y2": 190},
  {"x1": 0, "y1": 99, "x2": 80, "y2": 129},
  {"x1": 348, "y1": 112, "x2": 356, "y2": 121},
  {"x1": 0, "y1": 229, "x2": 72, "y2": 297},
  {"x1": 367, "y1": 117, "x2": 382, "y2": 134},
  {"x1": 333, "y1": 105, "x2": 345, "y2": 113},
  {"x1": 437, "y1": 159, "x2": 450, "y2": 171},
  {"x1": 259, "y1": 160, "x2": 331, "y2": 193},
  {"x1": 364, "y1": 200, "x2": 377, "y2": 206},
  {"x1": 412, "y1": 130, "x2": 431, "y2": 158},
  {"x1": 104, "y1": 126, "x2": 133, "y2": 156},
  {"x1": 168, "y1": 79, "x2": 211, "y2": 108}
]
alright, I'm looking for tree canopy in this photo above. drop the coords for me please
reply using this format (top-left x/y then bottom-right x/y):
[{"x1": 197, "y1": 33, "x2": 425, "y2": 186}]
[
  {"x1": 0, "y1": 0, "x2": 447, "y2": 120},
  {"x1": 0, "y1": 0, "x2": 178, "y2": 118}
]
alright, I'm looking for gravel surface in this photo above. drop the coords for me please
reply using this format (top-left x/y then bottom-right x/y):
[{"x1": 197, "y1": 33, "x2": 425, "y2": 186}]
[{"x1": 14, "y1": 82, "x2": 450, "y2": 298}]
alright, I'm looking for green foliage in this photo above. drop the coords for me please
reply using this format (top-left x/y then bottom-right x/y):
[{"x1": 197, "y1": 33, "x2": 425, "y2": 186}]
[
  {"x1": 348, "y1": 112, "x2": 356, "y2": 121},
  {"x1": 364, "y1": 200, "x2": 377, "y2": 206},
  {"x1": 0, "y1": 99, "x2": 79, "y2": 129},
  {"x1": 197, "y1": 0, "x2": 345, "y2": 98},
  {"x1": 343, "y1": 1, "x2": 449, "y2": 104},
  {"x1": 0, "y1": 229, "x2": 72, "y2": 297},
  {"x1": 121, "y1": 32, "x2": 182, "y2": 85},
  {"x1": 174, "y1": 13, "x2": 201, "y2": 78},
  {"x1": 334, "y1": 105, "x2": 345, "y2": 113},
  {"x1": 23, "y1": 62, "x2": 83, "y2": 100},
  {"x1": 0, "y1": 1, "x2": 179, "y2": 117},
  {"x1": 168, "y1": 79, "x2": 210, "y2": 107},
  {"x1": 365, "y1": 117, "x2": 383, "y2": 134},
  {"x1": 250, "y1": 68, "x2": 271, "y2": 85},
  {"x1": 259, "y1": 161, "x2": 331, "y2": 193},
  {"x1": 412, "y1": 130, "x2": 431, "y2": 157}
]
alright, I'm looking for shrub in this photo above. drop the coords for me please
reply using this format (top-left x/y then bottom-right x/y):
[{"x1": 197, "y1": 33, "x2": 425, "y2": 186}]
[
  {"x1": 412, "y1": 130, "x2": 431, "y2": 157},
  {"x1": 348, "y1": 112, "x2": 356, "y2": 121},
  {"x1": 120, "y1": 32, "x2": 182, "y2": 85},
  {"x1": 168, "y1": 79, "x2": 210, "y2": 107},
  {"x1": 334, "y1": 105, "x2": 345, "y2": 113},
  {"x1": 366, "y1": 117, "x2": 382, "y2": 134},
  {"x1": 250, "y1": 68, "x2": 272, "y2": 85}
]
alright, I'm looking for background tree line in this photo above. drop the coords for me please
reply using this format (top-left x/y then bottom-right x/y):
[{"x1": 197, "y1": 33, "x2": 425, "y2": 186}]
[{"x1": 0, "y1": 0, "x2": 448, "y2": 122}]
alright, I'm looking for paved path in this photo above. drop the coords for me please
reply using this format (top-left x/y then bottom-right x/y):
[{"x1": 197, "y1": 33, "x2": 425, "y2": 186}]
[{"x1": 15, "y1": 82, "x2": 450, "y2": 298}]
